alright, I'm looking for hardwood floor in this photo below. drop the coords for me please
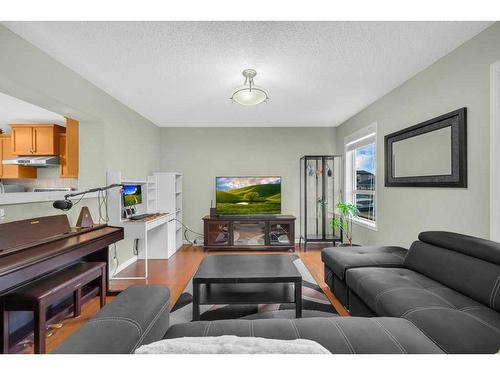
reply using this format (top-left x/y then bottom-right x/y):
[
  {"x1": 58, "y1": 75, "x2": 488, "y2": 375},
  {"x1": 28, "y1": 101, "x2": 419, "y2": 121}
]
[{"x1": 34, "y1": 244, "x2": 348, "y2": 353}]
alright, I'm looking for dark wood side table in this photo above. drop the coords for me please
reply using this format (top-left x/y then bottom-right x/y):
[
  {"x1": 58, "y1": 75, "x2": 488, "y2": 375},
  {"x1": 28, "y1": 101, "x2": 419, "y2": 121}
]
[{"x1": 192, "y1": 254, "x2": 302, "y2": 321}]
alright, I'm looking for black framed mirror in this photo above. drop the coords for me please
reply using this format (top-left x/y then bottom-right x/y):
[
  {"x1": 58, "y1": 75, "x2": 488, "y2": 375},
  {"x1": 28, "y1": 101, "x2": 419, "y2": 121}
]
[{"x1": 385, "y1": 108, "x2": 467, "y2": 187}]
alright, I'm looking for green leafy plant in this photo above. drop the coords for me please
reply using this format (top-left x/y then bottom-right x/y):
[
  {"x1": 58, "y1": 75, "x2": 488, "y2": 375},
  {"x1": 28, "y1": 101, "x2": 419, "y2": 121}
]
[{"x1": 330, "y1": 201, "x2": 359, "y2": 246}]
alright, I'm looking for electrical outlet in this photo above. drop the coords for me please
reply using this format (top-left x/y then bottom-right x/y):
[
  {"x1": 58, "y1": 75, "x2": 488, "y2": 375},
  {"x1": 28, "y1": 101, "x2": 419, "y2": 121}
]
[{"x1": 0, "y1": 208, "x2": 5, "y2": 220}]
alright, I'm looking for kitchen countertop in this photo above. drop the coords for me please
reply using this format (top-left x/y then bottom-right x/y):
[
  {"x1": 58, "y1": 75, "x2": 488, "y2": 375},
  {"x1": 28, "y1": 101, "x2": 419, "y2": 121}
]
[{"x1": 0, "y1": 191, "x2": 98, "y2": 206}]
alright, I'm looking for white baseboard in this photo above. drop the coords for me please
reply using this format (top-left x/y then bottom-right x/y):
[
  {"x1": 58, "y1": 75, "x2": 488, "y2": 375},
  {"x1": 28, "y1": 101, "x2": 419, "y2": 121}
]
[{"x1": 115, "y1": 255, "x2": 138, "y2": 274}]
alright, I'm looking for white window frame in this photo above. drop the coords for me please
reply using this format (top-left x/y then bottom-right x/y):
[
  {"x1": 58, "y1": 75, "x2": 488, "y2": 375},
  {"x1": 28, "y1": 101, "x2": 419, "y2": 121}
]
[
  {"x1": 490, "y1": 59, "x2": 500, "y2": 241},
  {"x1": 344, "y1": 123, "x2": 377, "y2": 231}
]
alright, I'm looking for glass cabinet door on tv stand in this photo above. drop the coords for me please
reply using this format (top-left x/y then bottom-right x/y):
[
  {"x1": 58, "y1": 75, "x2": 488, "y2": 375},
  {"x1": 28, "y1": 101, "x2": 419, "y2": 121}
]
[
  {"x1": 205, "y1": 220, "x2": 232, "y2": 246},
  {"x1": 299, "y1": 155, "x2": 343, "y2": 250}
]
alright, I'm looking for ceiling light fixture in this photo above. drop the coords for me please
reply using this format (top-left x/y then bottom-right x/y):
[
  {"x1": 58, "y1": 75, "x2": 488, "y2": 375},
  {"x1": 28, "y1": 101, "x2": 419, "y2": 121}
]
[{"x1": 230, "y1": 69, "x2": 269, "y2": 106}]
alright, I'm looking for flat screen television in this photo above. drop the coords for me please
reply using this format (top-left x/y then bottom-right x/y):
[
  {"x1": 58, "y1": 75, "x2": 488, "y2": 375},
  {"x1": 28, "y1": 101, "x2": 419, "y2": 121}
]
[
  {"x1": 122, "y1": 184, "x2": 142, "y2": 207},
  {"x1": 215, "y1": 176, "x2": 281, "y2": 215}
]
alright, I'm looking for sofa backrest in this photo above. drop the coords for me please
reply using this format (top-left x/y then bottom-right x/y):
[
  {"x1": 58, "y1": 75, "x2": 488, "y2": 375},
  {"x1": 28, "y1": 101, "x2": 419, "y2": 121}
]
[{"x1": 403, "y1": 231, "x2": 500, "y2": 311}]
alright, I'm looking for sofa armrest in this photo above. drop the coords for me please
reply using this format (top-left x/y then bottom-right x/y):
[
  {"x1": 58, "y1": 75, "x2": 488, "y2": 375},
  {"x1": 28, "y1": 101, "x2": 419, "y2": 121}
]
[{"x1": 52, "y1": 285, "x2": 170, "y2": 354}]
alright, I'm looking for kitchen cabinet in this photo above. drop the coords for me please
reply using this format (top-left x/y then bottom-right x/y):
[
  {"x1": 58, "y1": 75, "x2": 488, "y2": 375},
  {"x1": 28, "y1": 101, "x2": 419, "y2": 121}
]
[
  {"x1": 59, "y1": 133, "x2": 67, "y2": 177},
  {"x1": 10, "y1": 124, "x2": 65, "y2": 156},
  {"x1": 59, "y1": 118, "x2": 79, "y2": 178},
  {"x1": 0, "y1": 134, "x2": 37, "y2": 179}
]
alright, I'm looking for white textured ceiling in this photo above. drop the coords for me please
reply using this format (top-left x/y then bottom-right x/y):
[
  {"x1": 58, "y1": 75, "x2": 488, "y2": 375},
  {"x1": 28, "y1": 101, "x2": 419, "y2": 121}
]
[
  {"x1": 0, "y1": 92, "x2": 65, "y2": 129},
  {"x1": 3, "y1": 21, "x2": 493, "y2": 127}
]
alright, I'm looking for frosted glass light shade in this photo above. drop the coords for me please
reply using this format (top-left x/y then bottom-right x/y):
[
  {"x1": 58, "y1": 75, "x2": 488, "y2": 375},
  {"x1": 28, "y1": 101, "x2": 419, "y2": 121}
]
[{"x1": 231, "y1": 86, "x2": 269, "y2": 106}]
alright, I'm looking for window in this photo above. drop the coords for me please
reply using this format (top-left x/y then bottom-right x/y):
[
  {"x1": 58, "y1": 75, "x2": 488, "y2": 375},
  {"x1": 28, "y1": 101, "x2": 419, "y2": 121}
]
[{"x1": 345, "y1": 124, "x2": 377, "y2": 228}]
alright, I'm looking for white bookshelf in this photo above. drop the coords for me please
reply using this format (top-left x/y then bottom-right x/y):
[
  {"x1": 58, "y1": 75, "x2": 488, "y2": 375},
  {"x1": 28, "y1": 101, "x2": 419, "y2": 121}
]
[
  {"x1": 149, "y1": 172, "x2": 183, "y2": 256},
  {"x1": 146, "y1": 174, "x2": 158, "y2": 213}
]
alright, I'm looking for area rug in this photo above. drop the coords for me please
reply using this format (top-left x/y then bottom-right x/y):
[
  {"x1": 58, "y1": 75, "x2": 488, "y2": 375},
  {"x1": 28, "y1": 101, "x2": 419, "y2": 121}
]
[{"x1": 170, "y1": 255, "x2": 337, "y2": 325}]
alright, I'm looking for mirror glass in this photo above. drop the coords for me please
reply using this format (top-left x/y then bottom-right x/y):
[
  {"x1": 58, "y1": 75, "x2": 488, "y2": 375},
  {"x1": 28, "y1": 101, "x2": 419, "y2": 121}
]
[{"x1": 392, "y1": 126, "x2": 452, "y2": 177}]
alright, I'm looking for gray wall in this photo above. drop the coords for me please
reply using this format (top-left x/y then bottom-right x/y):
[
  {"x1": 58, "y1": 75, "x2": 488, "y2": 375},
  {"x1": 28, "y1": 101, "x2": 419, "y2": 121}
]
[
  {"x1": 0, "y1": 25, "x2": 161, "y2": 267},
  {"x1": 160, "y1": 127, "x2": 336, "y2": 235},
  {"x1": 334, "y1": 22, "x2": 500, "y2": 249}
]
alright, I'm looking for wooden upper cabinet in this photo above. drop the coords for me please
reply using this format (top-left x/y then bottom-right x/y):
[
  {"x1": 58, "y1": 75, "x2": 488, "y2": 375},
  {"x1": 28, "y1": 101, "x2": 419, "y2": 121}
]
[
  {"x1": 4, "y1": 120, "x2": 78, "y2": 179},
  {"x1": 60, "y1": 118, "x2": 79, "y2": 178},
  {"x1": 11, "y1": 126, "x2": 33, "y2": 155},
  {"x1": 0, "y1": 134, "x2": 37, "y2": 179},
  {"x1": 10, "y1": 124, "x2": 65, "y2": 156},
  {"x1": 33, "y1": 126, "x2": 58, "y2": 155},
  {"x1": 59, "y1": 133, "x2": 67, "y2": 177}
]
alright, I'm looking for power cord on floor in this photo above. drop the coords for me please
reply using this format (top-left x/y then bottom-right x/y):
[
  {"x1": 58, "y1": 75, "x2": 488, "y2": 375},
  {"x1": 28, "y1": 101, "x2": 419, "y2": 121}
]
[
  {"x1": 169, "y1": 218, "x2": 203, "y2": 245},
  {"x1": 112, "y1": 243, "x2": 119, "y2": 277}
]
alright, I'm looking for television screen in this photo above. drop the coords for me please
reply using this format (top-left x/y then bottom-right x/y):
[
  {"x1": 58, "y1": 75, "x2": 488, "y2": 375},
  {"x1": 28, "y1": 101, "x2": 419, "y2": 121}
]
[
  {"x1": 216, "y1": 176, "x2": 281, "y2": 215},
  {"x1": 122, "y1": 185, "x2": 142, "y2": 207}
]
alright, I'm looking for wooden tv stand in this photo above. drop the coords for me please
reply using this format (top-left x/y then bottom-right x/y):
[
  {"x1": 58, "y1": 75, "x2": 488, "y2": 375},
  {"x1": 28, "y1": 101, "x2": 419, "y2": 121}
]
[{"x1": 202, "y1": 215, "x2": 295, "y2": 251}]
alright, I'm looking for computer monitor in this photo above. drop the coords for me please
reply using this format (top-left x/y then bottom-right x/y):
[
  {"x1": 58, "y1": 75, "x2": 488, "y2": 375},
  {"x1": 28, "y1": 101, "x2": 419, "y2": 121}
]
[{"x1": 122, "y1": 184, "x2": 142, "y2": 207}]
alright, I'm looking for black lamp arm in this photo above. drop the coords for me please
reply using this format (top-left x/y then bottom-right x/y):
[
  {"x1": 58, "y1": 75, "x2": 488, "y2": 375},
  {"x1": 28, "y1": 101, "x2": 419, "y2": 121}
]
[{"x1": 63, "y1": 184, "x2": 123, "y2": 200}]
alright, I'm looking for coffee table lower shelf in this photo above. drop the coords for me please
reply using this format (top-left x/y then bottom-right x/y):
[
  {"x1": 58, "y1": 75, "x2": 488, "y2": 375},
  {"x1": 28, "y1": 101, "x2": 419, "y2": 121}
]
[{"x1": 192, "y1": 282, "x2": 302, "y2": 321}]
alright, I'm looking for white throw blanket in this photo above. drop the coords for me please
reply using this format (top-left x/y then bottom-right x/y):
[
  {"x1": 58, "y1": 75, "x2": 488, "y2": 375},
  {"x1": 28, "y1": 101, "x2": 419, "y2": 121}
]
[{"x1": 135, "y1": 335, "x2": 330, "y2": 354}]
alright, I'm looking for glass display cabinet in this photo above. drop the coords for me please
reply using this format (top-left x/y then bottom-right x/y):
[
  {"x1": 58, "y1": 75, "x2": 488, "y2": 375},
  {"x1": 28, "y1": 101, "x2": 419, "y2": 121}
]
[{"x1": 299, "y1": 155, "x2": 343, "y2": 250}]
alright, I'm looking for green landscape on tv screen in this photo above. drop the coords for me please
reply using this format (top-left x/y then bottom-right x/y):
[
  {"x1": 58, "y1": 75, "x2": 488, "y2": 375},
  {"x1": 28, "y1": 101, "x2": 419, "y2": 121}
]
[
  {"x1": 216, "y1": 177, "x2": 281, "y2": 214},
  {"x1": 123, "y1": 185, "x2": 142, "y2": 207}
]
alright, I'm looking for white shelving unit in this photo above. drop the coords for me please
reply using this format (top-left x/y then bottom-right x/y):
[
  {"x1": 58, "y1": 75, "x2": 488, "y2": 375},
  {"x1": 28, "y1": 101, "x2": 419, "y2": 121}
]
[
  {"x1": 150, "y1": 172, "x2": 183, "y2": 256},
  {"x1": 146, "y1": 174, "x2": 158, "y2": 213},
  {"x1": 106, "y1": 171, "x2": 173, "y2": 280}
]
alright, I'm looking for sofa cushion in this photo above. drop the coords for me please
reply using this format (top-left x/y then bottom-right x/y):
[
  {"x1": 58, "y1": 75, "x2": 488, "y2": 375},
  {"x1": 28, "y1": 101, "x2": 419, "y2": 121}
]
[
  {"x1": 345, "y1": 267, "x2": 500, "y2": 353},
  {"x1": 321, "y1": 246, "x2": 407, "y2": 280},
  {"x1": 419, "y1": 231, "x2": 500, "y2": 265},
  {"x1": 164, "y1": 316, "x2": 443, "y2": 354},
  {"x1": 53, "y1": 285, "x2": 170, "y2": 354},
  {"x1": 403, "y1": 307, "x2": 500, "y2": 354},
  {"x1": 346, "y1": 267, "x2": 483, "y2": 317},
  {"x1": 404, "y1": 240, "x2": 500, "y2": 311}
]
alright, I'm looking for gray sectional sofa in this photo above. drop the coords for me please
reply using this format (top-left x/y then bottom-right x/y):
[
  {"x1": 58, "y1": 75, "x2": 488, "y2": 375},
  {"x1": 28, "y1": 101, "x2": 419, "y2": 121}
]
[
  {"x1": 322, "y1": 231, "x2": 500, "y2": 353},
  {"x1": 54, "y1": 285, "x2": 441, "y2": 354},
  {"x1": 53, "y1": 231, "x2": 499, "y2": 354}
]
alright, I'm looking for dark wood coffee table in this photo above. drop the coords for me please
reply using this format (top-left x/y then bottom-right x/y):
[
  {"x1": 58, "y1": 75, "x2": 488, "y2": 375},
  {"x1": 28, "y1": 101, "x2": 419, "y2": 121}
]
[{"x1": 192, "y1": 254, "x2": 302, "y2": 320}]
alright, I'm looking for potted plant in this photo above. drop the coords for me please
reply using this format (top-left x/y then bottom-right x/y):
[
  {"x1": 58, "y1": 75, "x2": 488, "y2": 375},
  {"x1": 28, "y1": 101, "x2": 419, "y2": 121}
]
[{"x1": 330, "y1": 201, "x2": 359, "y2": 246}]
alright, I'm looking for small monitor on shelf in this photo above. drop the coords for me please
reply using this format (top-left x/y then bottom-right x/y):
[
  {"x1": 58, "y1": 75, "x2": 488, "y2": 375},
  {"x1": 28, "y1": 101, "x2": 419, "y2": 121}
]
[{"x1": 122, "y1": 184, "x2": 142, "y2": 207}]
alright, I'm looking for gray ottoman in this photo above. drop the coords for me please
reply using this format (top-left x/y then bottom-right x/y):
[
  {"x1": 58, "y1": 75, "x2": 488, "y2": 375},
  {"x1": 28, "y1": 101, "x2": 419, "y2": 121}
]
[
  {"x1": 321, "y1": 246, "x2": 407, "y2": 308},
  {"x1": 52, "y1": 285, "x2": 170, "y2": 354}
]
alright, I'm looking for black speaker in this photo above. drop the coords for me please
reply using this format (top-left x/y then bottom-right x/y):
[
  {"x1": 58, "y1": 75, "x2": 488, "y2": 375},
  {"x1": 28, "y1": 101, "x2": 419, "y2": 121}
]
[{"x1": 210, "y1": 207, "x2": 218, "y2": 217}]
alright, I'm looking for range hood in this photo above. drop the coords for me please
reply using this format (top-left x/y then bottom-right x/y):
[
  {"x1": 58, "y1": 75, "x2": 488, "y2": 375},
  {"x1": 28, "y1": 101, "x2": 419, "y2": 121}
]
[{"x1": 2, "y1": 156, "x2": 60, "y2": 167}]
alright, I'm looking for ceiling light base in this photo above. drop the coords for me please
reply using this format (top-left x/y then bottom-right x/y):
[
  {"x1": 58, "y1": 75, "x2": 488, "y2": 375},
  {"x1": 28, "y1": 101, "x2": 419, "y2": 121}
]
[
  {"x1": 230, "y1": 68, "x2": 269, "y2": 106},
  {"x1": 242, "y1": 69, "x2": 257, "y2": 79}
]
